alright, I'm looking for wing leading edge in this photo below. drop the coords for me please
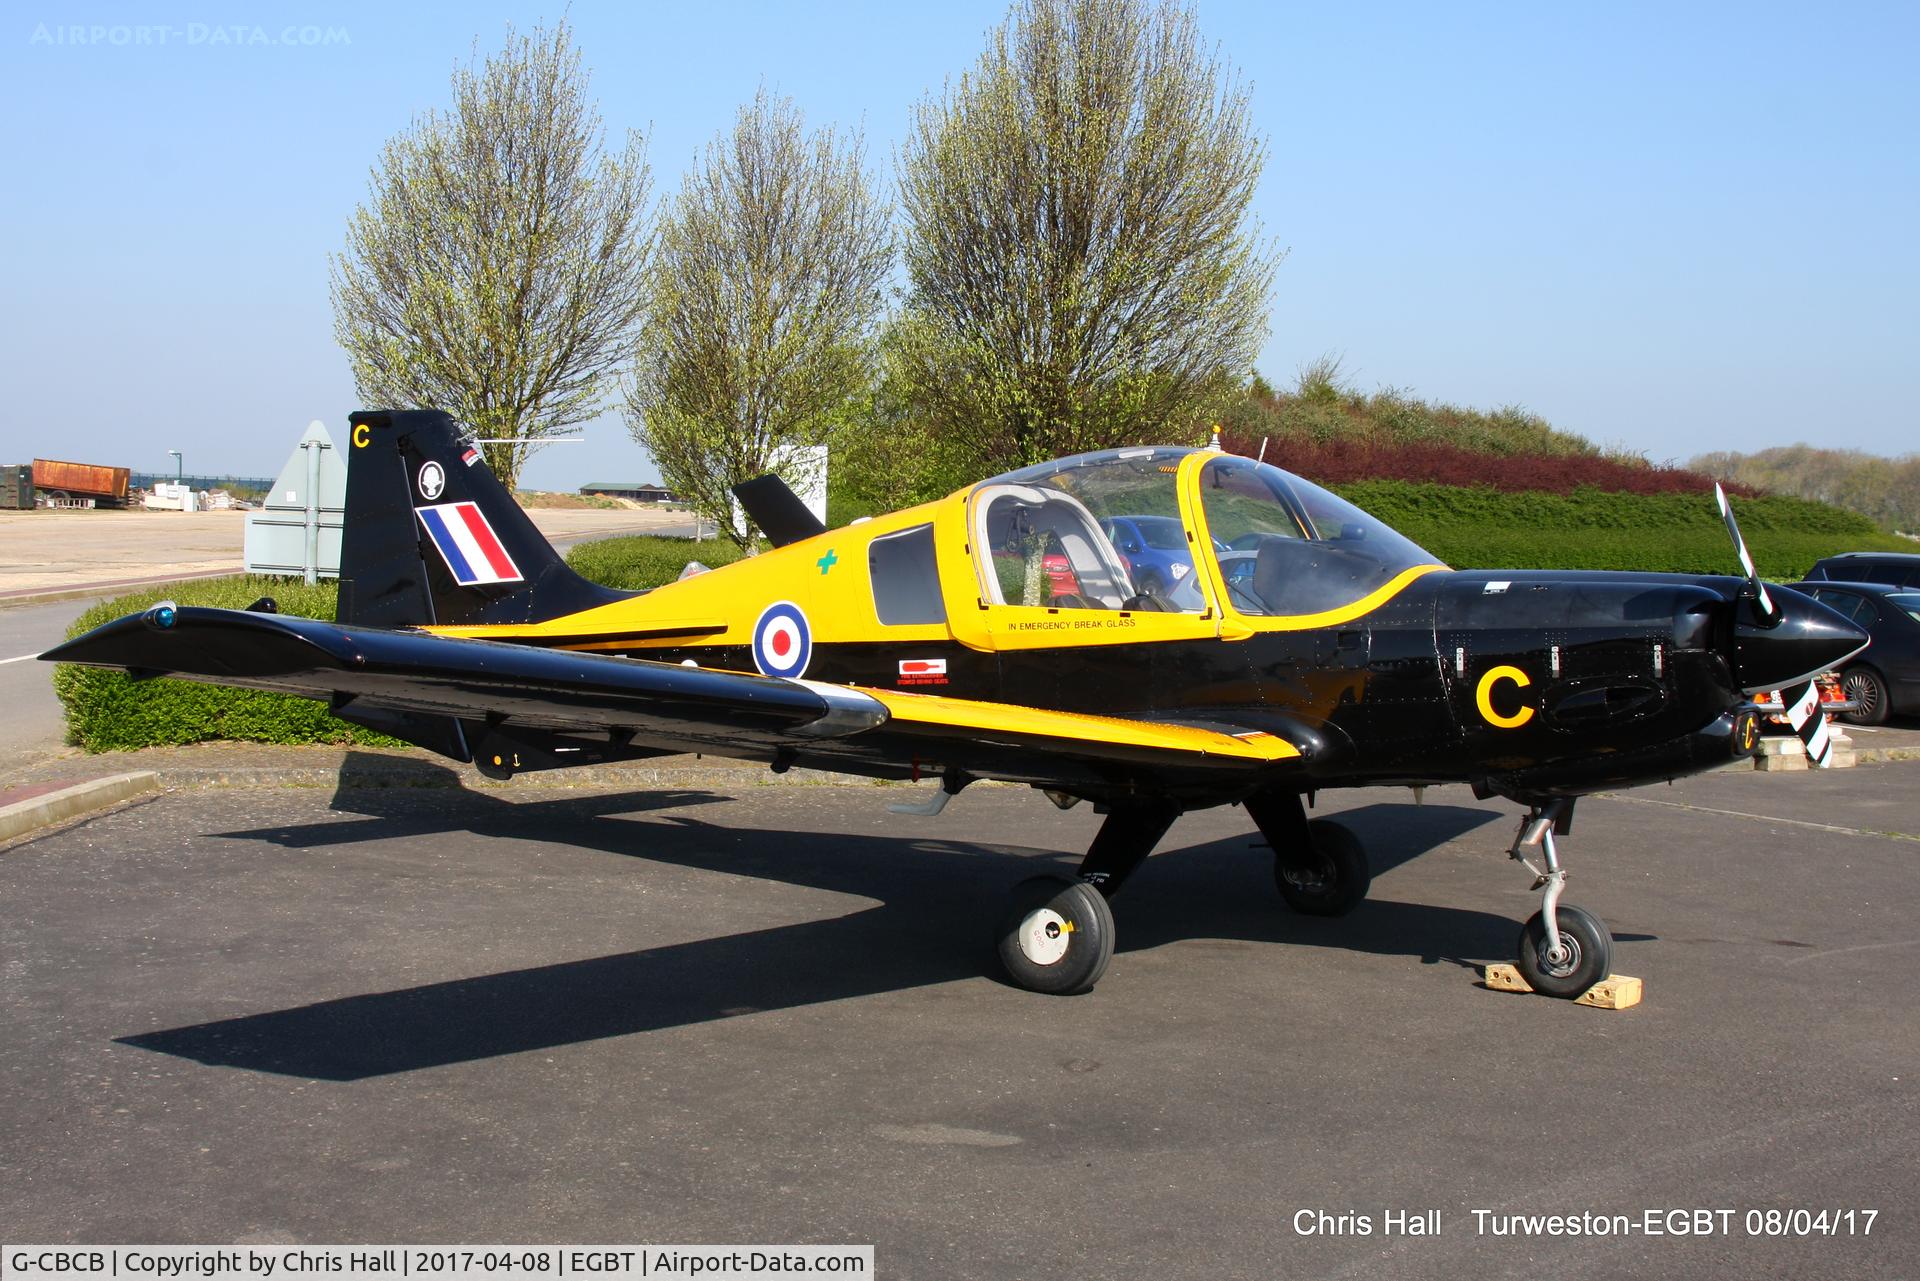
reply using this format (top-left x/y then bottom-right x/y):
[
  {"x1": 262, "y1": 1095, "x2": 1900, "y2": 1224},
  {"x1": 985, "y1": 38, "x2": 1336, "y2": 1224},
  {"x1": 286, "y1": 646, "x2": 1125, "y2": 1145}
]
[{"x1": 44, "y1": 606, "x2": 1305, "y2": 795}]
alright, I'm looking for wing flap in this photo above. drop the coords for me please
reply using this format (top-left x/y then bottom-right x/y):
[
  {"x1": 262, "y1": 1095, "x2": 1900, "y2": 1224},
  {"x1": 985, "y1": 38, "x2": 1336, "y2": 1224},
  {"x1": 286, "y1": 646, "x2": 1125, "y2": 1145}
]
[{"x1": 857, "y1": 687, "x2": 1300, "y2": 763}]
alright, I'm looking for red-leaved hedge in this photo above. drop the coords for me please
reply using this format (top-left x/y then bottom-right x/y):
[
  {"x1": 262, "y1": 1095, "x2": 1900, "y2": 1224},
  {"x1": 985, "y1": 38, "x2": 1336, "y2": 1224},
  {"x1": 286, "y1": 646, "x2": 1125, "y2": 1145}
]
[{"x1": 1219, "y1": 433, "x2": 1760, "y2": 498}]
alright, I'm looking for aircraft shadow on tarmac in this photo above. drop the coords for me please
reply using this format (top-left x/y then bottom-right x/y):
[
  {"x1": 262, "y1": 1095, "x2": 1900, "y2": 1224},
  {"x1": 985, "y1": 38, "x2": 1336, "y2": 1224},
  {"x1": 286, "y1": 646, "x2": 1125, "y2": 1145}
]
[{"x1": 121, "y1": 759, "x2": 1518, "y2": 1081}]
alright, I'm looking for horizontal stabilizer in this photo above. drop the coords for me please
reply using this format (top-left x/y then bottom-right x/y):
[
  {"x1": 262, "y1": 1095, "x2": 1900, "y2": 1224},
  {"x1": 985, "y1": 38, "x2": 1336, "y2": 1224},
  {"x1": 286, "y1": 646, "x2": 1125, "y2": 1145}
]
[{"x1": 42, "y1": 606, "x2": 880, "y2": 748}]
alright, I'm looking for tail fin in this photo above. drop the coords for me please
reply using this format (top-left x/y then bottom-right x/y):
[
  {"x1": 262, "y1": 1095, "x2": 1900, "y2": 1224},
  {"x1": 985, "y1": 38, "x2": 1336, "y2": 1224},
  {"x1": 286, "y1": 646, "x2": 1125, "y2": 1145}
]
[{"x1": 337, "y1": 410, "x2": 628, "y2": 628}]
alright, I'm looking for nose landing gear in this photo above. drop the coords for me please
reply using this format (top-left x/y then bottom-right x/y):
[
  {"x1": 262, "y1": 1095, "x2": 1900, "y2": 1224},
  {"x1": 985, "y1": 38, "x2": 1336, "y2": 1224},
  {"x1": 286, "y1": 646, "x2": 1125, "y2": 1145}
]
[{"x1": 1508, "y1": 799, "x2": 1612, "y2": 997}]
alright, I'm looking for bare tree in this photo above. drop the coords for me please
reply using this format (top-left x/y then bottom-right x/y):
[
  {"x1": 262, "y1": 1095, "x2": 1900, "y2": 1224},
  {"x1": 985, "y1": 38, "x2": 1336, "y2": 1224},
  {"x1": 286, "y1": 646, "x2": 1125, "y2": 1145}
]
[
  {"x1": 1691, "y1": 445, "x2": 1920, "y2": 534},
  {"x1": 625, "y1": 89, "x2": 891, "y2": 547},
  {"x1": 892, "y1": 0, "x2": 1278, "y2": 474},
  {"x1": 330, "y1": 21, "x2": 651, "y2": 490}
]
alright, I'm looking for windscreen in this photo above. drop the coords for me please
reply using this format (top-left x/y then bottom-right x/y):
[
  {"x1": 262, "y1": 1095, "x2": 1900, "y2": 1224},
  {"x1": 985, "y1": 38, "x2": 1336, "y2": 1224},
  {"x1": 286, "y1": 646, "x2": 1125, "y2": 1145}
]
[{"x1": 1197, "y1": 456, "x2": 1441, "y2": 617}]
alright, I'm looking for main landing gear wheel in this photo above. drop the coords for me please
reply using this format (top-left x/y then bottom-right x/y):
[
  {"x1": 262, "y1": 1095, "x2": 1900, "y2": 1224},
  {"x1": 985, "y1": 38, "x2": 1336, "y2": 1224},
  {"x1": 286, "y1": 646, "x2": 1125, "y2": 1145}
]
[
  {"x1": 1274, "y1": 818, "x2": 1372, "y2": 917},
  {"x1": 1517, "y1": 904, "x2": 1612, "y2": 998},
  {"x1": 995, "y1": 875, "x2": 1116, "y2": 995}
]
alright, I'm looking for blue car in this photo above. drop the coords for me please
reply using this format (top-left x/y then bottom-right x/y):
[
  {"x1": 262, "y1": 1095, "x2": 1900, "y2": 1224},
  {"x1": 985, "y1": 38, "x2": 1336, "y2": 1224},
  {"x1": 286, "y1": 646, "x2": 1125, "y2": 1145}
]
[{"x1": 1101, "y1": 515, "x2": 1220, "y2": 602}]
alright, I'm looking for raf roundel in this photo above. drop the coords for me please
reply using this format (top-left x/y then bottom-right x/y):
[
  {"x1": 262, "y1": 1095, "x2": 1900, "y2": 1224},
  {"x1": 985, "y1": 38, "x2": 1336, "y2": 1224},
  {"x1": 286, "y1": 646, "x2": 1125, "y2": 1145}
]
[{"x1": 751, "y1": 601, "x2": 812, "y2": 679}]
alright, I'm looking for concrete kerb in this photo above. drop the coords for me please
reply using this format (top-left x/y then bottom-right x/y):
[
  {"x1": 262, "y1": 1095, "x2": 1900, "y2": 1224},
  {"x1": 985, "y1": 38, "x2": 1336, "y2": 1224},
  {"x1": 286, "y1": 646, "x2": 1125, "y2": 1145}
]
[
  {"x1": 151, "y1": 755, "x2": 900, "y2": 793},
  {"x1": 0, "y1": 771, "x2": 160, "y2": 843},
  {"x1": 0, "y1": 751, "x2": 920, "y2": 843}
]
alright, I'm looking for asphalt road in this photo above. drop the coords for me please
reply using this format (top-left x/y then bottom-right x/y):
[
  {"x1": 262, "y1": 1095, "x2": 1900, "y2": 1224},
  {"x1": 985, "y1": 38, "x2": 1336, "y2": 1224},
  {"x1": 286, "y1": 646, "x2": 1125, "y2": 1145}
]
[
  {"x1": 0, "y1": 596, "x2": 101, "y2": 751},
  {"x1": 3, "y1": 764, "x2": 1914, "y2": 1278}
]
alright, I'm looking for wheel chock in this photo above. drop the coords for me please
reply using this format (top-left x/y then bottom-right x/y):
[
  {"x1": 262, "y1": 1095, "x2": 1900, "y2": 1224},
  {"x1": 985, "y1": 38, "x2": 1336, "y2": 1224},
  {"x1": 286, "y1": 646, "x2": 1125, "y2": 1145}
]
[{"x1": 1481, "y1": 963, "x2": 1643, "y2": 1009}]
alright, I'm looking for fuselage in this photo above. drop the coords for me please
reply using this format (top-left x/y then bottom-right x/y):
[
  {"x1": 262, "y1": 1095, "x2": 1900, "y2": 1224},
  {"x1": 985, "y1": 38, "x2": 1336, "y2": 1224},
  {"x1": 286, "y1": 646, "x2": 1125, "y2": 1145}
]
[{"x1": 425, "y1": 446, "x2": 1865, "y2": 806}]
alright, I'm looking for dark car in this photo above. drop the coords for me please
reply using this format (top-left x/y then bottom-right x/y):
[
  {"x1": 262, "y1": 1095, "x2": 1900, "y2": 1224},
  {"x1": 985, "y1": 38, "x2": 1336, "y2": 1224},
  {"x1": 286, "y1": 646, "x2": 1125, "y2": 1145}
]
[
  {"x1": 1788, "y1": 580, "x2": 1920, "y2": 723},
  {"x1": 1801, "y1": 552, "x2": 1920, "y2": 589}
]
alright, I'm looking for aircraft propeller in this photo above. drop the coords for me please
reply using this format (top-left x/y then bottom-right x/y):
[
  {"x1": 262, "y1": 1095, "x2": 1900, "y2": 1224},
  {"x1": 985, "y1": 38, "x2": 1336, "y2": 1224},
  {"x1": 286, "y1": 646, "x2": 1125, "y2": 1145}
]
[
  {"x1": 1714, "y1": 482, "x2": 1780, "y2": 628},
  {"x1": 1715, "y1": 483, "x2": 1832, "y2": 767}
]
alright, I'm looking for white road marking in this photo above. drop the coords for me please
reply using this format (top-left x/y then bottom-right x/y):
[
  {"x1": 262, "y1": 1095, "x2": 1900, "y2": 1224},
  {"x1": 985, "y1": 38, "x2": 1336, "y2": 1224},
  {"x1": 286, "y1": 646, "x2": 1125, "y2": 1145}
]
[
  {"x1": 1784, "y1": 939, "x2": 1920, "y2": 967},
  {"x1": 1596, "y1": 792, "x2": 1920, "y2": 843}
]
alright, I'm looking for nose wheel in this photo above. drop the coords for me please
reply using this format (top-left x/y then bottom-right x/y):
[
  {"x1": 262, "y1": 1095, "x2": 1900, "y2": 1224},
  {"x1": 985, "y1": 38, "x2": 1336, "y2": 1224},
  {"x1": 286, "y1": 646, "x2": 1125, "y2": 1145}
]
[{"x1": 1508, "y1": 800, "x2": 1614, "y2": 998}]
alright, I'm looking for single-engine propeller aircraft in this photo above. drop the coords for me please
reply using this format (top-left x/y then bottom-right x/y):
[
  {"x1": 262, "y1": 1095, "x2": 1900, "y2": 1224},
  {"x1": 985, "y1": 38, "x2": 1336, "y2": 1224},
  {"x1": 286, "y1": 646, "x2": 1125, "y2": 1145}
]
[{"x1": 46, "y1": 411, "x2": 1869, "y2": 998}]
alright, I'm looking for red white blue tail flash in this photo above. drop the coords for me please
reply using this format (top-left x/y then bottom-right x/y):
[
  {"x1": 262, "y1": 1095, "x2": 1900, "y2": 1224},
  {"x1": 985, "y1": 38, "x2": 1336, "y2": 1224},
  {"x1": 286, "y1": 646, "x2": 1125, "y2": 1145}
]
[
  {"x1": 416, "y1": 502, "x2": 523, "y2": 586},
  {"x1": 752, "y1": 601, "x2": 811, "y2": 678}
]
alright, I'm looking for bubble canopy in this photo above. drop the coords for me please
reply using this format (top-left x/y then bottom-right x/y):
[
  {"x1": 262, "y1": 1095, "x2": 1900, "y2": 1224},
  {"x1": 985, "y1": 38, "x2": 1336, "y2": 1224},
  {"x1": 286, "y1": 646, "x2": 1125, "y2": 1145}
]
[{"x1": 973, "y1": 447, "x2": 1443, "y2": 618}]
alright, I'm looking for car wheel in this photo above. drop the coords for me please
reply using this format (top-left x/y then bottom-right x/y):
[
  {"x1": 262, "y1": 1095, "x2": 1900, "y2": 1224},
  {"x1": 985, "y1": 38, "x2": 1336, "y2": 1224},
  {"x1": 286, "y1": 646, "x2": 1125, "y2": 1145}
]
[{"x1": 1840, "y1": 666, "x2": 1889, "y2": 726}]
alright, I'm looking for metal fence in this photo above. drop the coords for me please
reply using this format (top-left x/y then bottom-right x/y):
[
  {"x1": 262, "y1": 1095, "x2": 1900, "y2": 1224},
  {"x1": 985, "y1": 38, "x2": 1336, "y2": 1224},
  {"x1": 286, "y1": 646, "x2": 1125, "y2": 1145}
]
[{"x1": 129, "y1": 472, "x2": 275, "y2": 493}]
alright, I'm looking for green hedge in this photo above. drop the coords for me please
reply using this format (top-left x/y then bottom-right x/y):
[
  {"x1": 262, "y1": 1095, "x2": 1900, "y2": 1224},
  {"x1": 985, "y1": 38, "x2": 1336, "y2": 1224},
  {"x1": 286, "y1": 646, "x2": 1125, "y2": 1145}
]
[
  {"x1": 56, "y1": 538, "x2": 731, "y2": 752},
  {"x1": 1334, "y1": 482, "x2": 1911, "y2": 578},
  {"x1": 54, "y1": 577, "x2": 407, "y2": 753},
  {"x1": 563, "y1": 534, "x2": 751, "y2": 589}
]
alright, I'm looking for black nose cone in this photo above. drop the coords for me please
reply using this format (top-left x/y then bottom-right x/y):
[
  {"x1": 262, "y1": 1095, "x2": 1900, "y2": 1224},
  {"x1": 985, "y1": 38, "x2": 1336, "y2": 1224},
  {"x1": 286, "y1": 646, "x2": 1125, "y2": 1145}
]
[{"x1": 1731, "y1": 586, "x2": 1870, "y2": 694}]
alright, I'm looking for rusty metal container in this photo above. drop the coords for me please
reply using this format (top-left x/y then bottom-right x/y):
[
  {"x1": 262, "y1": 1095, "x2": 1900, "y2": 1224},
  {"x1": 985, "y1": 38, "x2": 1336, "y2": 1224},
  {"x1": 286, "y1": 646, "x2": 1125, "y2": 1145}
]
[{"x1": 31, "y1": 458, "x2": 131, "y2": 501}]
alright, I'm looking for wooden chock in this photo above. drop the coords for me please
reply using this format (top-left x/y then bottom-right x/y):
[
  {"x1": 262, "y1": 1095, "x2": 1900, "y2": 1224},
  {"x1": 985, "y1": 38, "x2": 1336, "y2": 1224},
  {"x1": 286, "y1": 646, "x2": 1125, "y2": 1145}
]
[{"x1": 1481, "y1": 963, "x2": 1642, "y2": 1009}]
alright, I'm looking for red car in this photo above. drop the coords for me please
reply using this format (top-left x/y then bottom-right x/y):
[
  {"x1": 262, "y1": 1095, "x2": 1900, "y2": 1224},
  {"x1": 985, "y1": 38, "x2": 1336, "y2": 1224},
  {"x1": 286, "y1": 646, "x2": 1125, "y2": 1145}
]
[
  {"x1": 991, "y1": 548, "x2": 1081, "y2": 603},
  {"x1": 1753, "y1": 670, "x2": 1855, "y2": 725}
]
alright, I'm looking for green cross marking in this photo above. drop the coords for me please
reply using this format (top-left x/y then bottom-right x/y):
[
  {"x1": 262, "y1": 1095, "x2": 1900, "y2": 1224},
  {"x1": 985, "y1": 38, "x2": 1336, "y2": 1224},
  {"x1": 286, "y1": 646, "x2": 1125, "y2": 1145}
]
[{"x1": 817, "y1": 548, "x2": 838, "y2": 575}]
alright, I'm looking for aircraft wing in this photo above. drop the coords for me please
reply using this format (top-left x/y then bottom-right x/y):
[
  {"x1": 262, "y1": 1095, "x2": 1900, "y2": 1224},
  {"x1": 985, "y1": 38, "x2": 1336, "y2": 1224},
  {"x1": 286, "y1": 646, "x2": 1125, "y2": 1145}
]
[{"x1": 45, "y1": 607, "x2": 1305, "y2": 795}]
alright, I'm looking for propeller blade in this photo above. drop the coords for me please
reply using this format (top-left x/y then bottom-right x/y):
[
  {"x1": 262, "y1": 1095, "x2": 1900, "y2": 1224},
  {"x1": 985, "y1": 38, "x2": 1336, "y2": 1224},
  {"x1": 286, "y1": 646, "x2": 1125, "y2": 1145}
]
[
  {"x1": 1714, "y1": 483, "x2": 1778, "y2": 625},
  {"x1": 1779, "y1": 678, "x2": 1834, "y2": 768}
]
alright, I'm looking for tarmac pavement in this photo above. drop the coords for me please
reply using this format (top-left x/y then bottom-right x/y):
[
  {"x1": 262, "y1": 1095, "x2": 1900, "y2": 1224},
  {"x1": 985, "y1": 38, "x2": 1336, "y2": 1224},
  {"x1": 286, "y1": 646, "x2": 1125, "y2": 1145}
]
[
  {"x1": 2, "y1": 760, "x2": 1914, "y2": 1278},
  {"x1": 0, "y1": 506, "x2": 693, "y2": 602}
]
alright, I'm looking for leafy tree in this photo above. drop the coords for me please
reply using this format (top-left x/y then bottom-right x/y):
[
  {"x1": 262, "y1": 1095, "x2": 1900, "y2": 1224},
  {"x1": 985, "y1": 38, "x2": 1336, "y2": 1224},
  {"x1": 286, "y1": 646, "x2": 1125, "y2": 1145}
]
[
  {"x1": 892, "y1": 0, "x2": 1278, "y2": 475},
  {"x1": 330, "y1": 21, "x2": 651, "y2": 490},
  {"x1": 624, "y1": 90, "x2": 891, "y2": 548}
]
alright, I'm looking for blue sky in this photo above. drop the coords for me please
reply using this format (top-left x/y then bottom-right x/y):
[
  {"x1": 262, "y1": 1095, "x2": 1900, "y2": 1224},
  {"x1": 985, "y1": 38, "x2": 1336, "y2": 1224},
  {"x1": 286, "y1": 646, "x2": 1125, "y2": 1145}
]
[{"x1": 3, "y1": 1, "x2": 1915, "y2": 490}]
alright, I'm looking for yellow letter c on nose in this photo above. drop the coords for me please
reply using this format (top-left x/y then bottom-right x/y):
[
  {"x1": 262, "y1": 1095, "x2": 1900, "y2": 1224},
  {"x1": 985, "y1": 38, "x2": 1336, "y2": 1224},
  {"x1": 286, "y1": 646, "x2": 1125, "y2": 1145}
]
[
  {"x1": 352, "y1": 423, "x2": 370, "y2": 449},
  {"x1": 1475, "y1": 665, "x2": 1535, "y2": 729}
]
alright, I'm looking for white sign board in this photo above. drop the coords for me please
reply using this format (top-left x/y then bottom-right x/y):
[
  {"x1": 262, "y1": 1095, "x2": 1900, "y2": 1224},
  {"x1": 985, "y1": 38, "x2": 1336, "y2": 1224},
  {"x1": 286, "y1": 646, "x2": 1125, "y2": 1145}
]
[{"x1": 244, "y1": 420, "x2": 346, "y2": 581}]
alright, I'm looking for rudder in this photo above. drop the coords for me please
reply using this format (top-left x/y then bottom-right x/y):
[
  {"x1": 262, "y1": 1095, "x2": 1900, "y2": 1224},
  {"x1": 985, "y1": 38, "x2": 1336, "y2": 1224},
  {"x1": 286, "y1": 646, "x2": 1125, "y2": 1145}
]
[{"x1": 337, "y1": 410, "x2": 629, "y2": 628}]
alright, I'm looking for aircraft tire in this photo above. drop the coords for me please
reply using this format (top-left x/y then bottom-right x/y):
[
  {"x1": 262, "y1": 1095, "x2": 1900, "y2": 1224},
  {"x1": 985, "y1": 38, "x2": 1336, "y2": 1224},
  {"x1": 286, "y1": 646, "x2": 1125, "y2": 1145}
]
[
  {"x1": 1274, "y1": 819, "x2": 1371, "y2": 917},
  {"x1": 995, "y1": 875, "x2": 1116, "y2": 995},
  {"x1": 1516, "y1": 904, "x2": 1612, "y2": 998}
]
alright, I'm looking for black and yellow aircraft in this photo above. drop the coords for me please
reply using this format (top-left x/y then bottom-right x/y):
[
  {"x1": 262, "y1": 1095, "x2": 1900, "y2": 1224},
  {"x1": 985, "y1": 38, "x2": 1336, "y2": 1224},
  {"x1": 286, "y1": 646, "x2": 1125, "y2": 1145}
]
[{"x1": 46, "y1": 410, "x2": 1868, "y2": 998}]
